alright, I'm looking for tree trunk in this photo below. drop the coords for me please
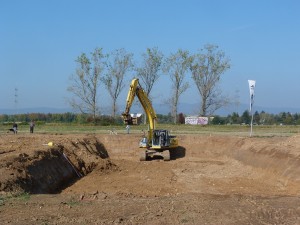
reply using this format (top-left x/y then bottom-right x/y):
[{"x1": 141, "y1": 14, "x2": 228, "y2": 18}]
[{"x1": 112, "y1": 98, "x2": 117, "y2": 118}]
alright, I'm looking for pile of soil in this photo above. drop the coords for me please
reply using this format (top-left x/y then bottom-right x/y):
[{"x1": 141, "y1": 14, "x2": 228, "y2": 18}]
[{"x1": 1, "y1": 133, "x2": 300, "y2": 224}]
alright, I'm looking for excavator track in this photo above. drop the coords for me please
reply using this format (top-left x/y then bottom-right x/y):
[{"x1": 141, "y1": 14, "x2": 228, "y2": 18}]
[
  {"x1": 163, "y1": 150, "x2": 170, "y2": 161},
  {"x1": 140, "y1": 151, "x2": 147, "y2": 161}
]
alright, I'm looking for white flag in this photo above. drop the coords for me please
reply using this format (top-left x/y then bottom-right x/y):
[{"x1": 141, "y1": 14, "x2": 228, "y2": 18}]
[{"x1": 248, "y1": 80, "x2": 256, "y2": 112}]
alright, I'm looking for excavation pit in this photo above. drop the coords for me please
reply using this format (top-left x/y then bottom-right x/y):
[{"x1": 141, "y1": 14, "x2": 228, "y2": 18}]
[{"x1": 1, "y1": 133, "x2": 300, "y2": 224}]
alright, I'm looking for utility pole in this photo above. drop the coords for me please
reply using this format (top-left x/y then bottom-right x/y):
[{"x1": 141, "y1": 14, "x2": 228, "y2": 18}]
[{"x1": 14, "y1": 87, "x2": 18, "y2": 115}]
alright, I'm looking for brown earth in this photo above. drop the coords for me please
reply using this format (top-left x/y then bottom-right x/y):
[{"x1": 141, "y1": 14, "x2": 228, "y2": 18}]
[{"x1": 1, "y1": 132, "x2": 300, "y2": 224}]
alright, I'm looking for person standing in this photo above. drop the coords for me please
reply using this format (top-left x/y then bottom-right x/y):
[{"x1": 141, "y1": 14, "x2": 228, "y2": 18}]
[
  {"x1": 30, "y1": 120, "x2": 35, "y2": 133},
  {"x1": 126, "y1": 125, "x2": 130, "y2": 134},
  {"x1": 12, "y1": 122, "x2": 18, "y2": 134}
]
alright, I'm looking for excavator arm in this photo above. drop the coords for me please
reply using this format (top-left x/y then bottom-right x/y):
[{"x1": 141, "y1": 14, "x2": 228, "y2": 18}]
[{"x1": 122, "y1": 79, "x2": 157, "y2": 143}]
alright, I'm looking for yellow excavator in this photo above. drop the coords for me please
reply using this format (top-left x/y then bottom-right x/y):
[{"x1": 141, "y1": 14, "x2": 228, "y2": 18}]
[{"x1": 122, "y1": 78, "x2": 178, "y2": 161}]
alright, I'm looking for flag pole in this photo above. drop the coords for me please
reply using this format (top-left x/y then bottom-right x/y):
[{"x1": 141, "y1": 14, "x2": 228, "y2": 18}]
[
  {"x1": 248, "y1": 80, "x2": 256, "y2": 137},
  {"x1": 250, "y1": 110, "x2": 254, "y2": 137}
]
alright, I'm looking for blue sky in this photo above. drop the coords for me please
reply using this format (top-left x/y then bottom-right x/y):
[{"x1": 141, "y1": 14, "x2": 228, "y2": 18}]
[{"x1": 1, "y1": 0, "x2": 300, "y2": 114}]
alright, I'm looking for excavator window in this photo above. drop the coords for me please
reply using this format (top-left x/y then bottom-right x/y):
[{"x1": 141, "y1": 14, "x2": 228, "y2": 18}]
[{"x1": 152, "y1": 130, "x2": 169, "y2": 146}]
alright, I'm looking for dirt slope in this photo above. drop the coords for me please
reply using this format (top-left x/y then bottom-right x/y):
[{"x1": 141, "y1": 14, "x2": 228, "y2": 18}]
[{"x1": 1, "y1": 133, "x2": 300, "y2": 224}]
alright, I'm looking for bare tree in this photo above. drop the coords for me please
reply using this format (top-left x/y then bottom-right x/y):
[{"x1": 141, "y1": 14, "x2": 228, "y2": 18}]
[
  {"x1": 136, "y1": 47, "x2": 163, "y2": 123},
  {"x1": 163, "y1": 49, "x2": 193, "y2": 124},
  {"x1": 190, "y1": 44, "x2": 230, "y2": 116},
  {"x1": 102, "y1": 48, "x2": 133, "y2": 118},
  {"x1": 136, "y1": 47, "x2": 164, "y2": 96},
  {"x1": 68, "y1": 47, "x2": 107, "y2": 122}
]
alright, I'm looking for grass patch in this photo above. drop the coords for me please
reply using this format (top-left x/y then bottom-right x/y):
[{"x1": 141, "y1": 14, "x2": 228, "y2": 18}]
[
  {"x1": 0, "y1": 196, "x2": 5, "y2": 206},
  {"x1": 0, "y1": 192, "x2": 30, "y2": 206},
  {"x1": 15, "y1": 192, "x2": 31, "y2": 201},
  {"x1": 66, "y1": 196, "x2": 80, "y2": 207},
  {"x1": 1, "y1": 123, "x2": 300, "y2": 137}
]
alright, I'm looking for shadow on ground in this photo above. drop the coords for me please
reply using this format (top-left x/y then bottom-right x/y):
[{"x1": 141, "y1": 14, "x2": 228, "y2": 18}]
[{"x1": 170, "y1": 146, "x2": 186, "y2": 160}]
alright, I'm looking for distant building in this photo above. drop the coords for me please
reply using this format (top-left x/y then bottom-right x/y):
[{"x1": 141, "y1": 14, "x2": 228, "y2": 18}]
[{"x1": 185, "y1": 116, "x2": 209, "y2": 125}]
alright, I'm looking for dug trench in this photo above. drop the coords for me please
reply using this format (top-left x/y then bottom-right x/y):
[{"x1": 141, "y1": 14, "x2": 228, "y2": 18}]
[
  {"x1": 1, "y1": 134, "x2": 300, "y2": 195},
  {"x1": 0, "y1": 135, "x2": 118, "y2": 194},
  {"x1": 1, "y1": 133, "x2": 187, "y2": 194},
  {"x1": 2, "y1": 133, "x2": 300, "y2": 224}
]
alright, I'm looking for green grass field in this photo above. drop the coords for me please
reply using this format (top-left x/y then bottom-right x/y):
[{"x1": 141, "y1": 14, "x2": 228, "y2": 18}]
[{"x1": 2, "y1": 123, "x2": 300, "y2": 137}]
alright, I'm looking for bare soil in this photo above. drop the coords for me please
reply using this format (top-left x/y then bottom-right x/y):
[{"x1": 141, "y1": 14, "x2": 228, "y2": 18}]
[{"x1": 1, "y1": 132, "x2": 300, "y2": 224}]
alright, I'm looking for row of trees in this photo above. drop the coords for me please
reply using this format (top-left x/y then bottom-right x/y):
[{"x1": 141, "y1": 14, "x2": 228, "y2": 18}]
[
  {"x1": 2, "y1": 111, "x2": 300, "y2": 126},
  {"x1": 68, "y1": 45, "x2": 231, "y2": 124},
  {"x1": 0, "y1": 113, "x2": 120, "y2": 125},
  {"x1": 212, "y1": 111, "x2": 300, "y2": 125}
]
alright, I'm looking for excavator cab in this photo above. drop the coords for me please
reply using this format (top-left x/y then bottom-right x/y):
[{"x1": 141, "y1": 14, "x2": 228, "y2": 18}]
[{"x1": 152, "y1": 130, "x2": 169, "y2": 147}]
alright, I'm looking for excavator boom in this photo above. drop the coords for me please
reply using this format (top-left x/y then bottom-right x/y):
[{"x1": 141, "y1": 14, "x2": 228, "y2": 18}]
[{"x1": 122, "y1": 79, "x2": 157, "y2": 142}]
